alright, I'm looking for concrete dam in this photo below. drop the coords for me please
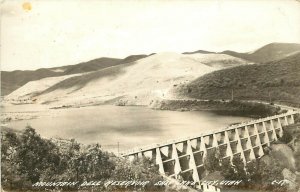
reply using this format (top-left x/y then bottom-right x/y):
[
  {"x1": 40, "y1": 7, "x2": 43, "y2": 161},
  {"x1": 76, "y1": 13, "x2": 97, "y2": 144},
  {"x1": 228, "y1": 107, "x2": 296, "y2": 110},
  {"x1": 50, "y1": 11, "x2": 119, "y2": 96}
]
[{"x1": 121, "y1": 111, "x2": 298, "y2": 191}]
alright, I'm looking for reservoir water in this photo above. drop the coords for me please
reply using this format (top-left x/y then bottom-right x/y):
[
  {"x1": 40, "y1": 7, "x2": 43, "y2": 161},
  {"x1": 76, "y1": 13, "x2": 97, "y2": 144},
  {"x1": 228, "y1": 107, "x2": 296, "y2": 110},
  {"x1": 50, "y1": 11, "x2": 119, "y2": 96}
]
[{"x1": 3, "y1": 105, "x2": 252, "y2": 153}]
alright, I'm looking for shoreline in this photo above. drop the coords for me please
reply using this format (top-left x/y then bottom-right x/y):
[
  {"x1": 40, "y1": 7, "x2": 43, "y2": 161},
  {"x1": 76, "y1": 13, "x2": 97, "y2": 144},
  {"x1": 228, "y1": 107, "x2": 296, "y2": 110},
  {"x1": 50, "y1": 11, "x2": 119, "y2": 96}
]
[
  {"x1": 150, "y1": 99, "x2": 285, "y2": 118},
  {"x1": 0, "y1": 98, "x2": 292, "y2": 124}
]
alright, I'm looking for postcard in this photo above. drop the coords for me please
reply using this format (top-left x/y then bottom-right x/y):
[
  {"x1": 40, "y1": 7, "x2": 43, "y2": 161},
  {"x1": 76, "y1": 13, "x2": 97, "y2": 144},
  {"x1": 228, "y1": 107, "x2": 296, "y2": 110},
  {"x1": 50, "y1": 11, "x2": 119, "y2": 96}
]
[{"x1": 1, "y1": 1, "x2": 300, "y2": 191}]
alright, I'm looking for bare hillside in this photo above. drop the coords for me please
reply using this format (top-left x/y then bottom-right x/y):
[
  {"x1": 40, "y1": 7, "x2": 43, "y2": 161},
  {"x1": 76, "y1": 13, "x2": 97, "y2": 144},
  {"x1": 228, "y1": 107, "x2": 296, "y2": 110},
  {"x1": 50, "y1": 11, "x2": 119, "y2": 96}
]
[
  {"x1": 6, "y1": 52, "x2": 249, "y2": 106},
  {"x1": 1, "y1": 55, "x2": 149, "y2": 96}
]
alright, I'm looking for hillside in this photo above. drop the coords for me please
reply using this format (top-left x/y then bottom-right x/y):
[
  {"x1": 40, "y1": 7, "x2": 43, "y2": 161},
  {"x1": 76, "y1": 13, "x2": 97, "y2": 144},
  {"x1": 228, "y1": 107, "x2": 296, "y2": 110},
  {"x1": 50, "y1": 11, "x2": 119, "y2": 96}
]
[
  {"x1": 5, "y1": 74, "x2": 82, "y2": 102},
  {"x1": 189, "y1": 53, "x2": 247, "y2": 68},
  {"x1": 175, "y1": 52, "x2": 300, "y2": 106},
  {"x1": 1, "y1": 55, "x2": 149, "y2": 96},
  {"x1": 1, "y1": 68, "x2": 61, "y2": 96},
  {"x1": 221, "y1": 43, "x2": 300, "y2": 63},
  {"x1": 6, "y1": 52, "x2": 249, "y2": 106}
]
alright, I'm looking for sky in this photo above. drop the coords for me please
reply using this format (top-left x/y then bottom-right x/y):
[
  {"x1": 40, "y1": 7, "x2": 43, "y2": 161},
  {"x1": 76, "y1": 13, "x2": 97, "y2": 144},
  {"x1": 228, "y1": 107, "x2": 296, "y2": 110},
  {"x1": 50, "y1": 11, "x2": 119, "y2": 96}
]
[{"x1": 1, "y1": 0, "x2": 300, "y2": 71}]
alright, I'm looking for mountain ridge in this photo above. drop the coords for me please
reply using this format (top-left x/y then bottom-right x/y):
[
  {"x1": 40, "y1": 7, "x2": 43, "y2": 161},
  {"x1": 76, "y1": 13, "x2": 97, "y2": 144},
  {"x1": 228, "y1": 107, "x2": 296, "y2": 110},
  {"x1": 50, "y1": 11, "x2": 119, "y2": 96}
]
[
  {"x1": 221, "y1": 42, "x2": 300, "y2": 63},
  {"x1": 2, "y1": 42, "x2": 300, "y2": 98}
]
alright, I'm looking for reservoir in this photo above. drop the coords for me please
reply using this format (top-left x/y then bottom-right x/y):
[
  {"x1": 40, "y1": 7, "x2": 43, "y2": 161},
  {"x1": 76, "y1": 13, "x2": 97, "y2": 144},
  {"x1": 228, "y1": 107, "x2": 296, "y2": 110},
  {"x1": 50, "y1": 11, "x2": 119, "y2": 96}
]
[{"x1": 3, "y1": 105, "x2": 252, "y2": 153}]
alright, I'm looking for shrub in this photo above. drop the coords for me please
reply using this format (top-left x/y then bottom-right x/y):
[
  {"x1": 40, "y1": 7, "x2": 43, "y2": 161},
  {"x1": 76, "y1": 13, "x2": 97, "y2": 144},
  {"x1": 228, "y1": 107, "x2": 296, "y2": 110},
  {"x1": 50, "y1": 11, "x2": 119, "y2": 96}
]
[
  {"x1": 294, "y1": 113, "x2": 300, "y2": 123},
  {"x1": 204, "y1": 148, "x2": 221, "y2": 173},
  {"x1": 279, "y1": 128, "x2": 293, "y2": 144},
  {"x1": 1, "y1": 127, "x2": 168, "y2": 191}
]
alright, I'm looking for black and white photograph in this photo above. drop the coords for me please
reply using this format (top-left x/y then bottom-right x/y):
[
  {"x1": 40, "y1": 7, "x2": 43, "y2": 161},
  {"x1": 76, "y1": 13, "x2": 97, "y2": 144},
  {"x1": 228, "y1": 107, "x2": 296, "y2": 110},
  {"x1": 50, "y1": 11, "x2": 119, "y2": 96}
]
[{"x1": 1, "y1": 0, "x2": 300, "y2": 191}]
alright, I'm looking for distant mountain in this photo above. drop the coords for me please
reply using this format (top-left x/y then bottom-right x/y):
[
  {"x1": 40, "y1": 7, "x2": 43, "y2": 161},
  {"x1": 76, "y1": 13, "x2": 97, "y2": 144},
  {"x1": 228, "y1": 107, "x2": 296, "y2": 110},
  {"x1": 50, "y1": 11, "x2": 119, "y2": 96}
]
[
  {"x1": 176, "y1": 52, "x2": 300, "y2": 106},
  {"x1": 221, "y1": 43, "x2": 300, "y2": 63},
  {"x1": 182, "y1": 43, "x2": 300, "y2": 63},
  {"x1": 1, "y1": 68, "x2": 62, "y2": 96},
  {"x1": 1, "y1": 55, "x2": 149, "y2": 96},
  {"x1": 183, "y1": 50, "x2": 215, "y2": 54},
  {"x1": 6, "y1": 52, "x2": 249, "y2": 106},
  {"x1": 121, "y1": 54, "x2": 154, "y2": 64}
]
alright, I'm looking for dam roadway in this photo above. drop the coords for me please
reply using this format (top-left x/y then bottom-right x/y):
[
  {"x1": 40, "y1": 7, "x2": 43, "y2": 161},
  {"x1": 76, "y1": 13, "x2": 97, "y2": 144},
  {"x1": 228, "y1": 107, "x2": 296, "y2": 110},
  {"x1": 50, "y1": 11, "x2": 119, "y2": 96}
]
[{"x1": 121, "y1": 111, "x2": 299, "y2": 191}]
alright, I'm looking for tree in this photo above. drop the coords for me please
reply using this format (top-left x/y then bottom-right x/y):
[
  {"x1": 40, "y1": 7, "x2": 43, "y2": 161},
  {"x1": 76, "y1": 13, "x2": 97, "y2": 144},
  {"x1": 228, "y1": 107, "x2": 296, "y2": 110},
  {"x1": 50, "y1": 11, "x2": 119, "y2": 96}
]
[
  {"x1": 220, "y1": 156, "x2": 248, "y2": 189},
  {"x1": 204, "y1": 148, "x2": 221, "y2": 173},
  {"x1": 52, "y1": 139, "x2": 82, "y2": 182},
  {"x1": 16, "y1": 126, "x2": 60, "y2": 184},
  {"x1": 231, "y1": 155, "x2": 247, "y2": 182},
  {"x1": 1, "y1": 131, "x2": 20, "y2": 189},
  {"x1": 279, "y1": 128, "x2": 293, "y2": 143},
  {"x1": 246, "y1": 160, "x2": 261, "y2": 186},
  {"x1": 294, "y1": 113, "x2": 300, "y2": 123},
  {"x1": 220, "y1": 158, "x2": 235, "y2": 180},
  {"x1": 80, "y1": 144, "x2": 115, "y2": 181},
  {"x1": 110, "y1": 157, "x2": 165, "y2": 191}
]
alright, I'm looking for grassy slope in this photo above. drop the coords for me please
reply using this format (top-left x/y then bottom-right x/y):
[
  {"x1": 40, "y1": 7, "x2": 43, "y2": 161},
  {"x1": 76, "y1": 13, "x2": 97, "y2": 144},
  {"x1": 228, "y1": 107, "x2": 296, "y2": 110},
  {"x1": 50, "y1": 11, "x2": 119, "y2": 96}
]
[{"x1": 176, "y1": 52, "x2": 300, "y2": 107}]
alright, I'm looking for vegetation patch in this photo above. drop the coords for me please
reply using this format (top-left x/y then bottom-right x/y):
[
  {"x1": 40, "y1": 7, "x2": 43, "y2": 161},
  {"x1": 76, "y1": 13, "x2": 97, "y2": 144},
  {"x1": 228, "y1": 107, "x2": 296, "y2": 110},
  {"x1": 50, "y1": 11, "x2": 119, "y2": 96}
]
[
  {"x1": 1, "y1": 126, "x2": 172, "y2": 192},
  {"x1": 152, "y1": 99, "x2": 282, "y2": 118},
  {"x1": 175, "y1": 53, "x2": 300, "y2": 107}
]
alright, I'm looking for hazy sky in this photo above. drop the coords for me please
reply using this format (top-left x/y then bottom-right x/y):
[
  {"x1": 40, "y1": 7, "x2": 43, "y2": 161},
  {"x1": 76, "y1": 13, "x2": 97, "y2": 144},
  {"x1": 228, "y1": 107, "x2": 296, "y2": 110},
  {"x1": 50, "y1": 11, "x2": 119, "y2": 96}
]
[{"x1": 1, "y1": 0, "x2": 300, "y2": 71}]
